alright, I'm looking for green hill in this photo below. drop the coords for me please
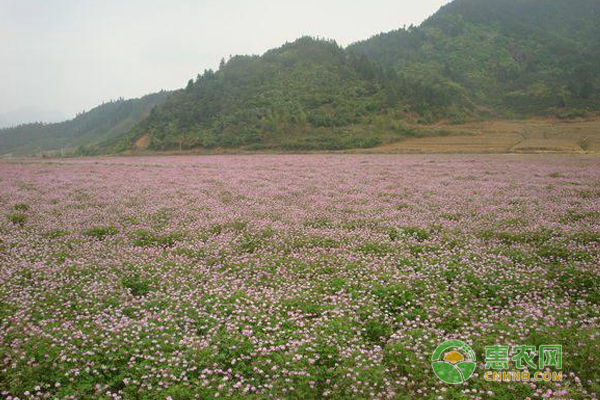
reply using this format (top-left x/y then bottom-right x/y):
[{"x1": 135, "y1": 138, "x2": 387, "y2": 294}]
[
  {"x1": 349, "y1": 0, "x2": 600, "y2": 116},
  {"x1": 112, "y1": 0, "x2": 600, "y2": 152},
  {"x1": 102, "y1": 37, "x2": 465, "y2": 153},
  {"x1": 3, "y1": 0, "x2": 599, "y2": 155},
  {"x1": 0, "y1": 91, "x2": 170, "y2": 156}
]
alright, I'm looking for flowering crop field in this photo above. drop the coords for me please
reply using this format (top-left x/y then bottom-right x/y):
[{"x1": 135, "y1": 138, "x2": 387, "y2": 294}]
[{"x1": 1, "y1": 155, "x2": 599, "y2": 400}]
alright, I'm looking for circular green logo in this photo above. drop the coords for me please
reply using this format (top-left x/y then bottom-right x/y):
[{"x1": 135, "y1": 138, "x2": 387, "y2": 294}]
[{"x1": 432, "y1": 340, "x2": 477, "y2": 384}]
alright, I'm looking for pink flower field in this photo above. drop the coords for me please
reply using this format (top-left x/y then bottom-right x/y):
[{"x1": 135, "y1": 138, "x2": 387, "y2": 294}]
[{"x1": 1, "y1": 155, "x2": 599, "y2": 400}]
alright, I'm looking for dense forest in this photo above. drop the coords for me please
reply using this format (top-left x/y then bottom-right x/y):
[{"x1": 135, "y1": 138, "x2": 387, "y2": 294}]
[
  {"x1": 1, "y1": 0, "x2": 599, "y2": 155},
  {"x1": 104, "y1": 0, "x2": 600, "y2": 152},
  {"x1": 104, "y1": 37, "x2": 469, "y2": 152},
  {"x1": 350, "y1": 0, "x2": 600, "y2": 116},
  {"x1": 0, "y1": 92, "x2": 170, "y2": 156}
]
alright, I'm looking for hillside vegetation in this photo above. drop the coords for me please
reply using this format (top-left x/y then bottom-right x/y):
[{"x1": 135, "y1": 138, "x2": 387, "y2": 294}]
[
  {"x1": 111, "y1": 0, "x2": 600, "y2": 152},
  {"x1": 0, "y1": 92, "x2": 170, "y2": 156},
  {"x1": 2, "y1": 0, "x2": 599, "y2": 156},
  {"x1": 99, "y1": 37, "x2": 469, "y2": 153},
  {"x1": 350, "y1": 0, "x2": 600, "y2": 116}
]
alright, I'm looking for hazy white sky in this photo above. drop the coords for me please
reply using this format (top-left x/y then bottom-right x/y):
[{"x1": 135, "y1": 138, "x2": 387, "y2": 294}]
[{"x1": 0, "y1": 0, "x2": 451, "y2": 121}]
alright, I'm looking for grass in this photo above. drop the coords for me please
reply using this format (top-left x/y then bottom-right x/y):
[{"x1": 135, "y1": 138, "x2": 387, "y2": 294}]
[
  {"x1": 7, "y1": 213, "x2": 27, "y2": 226},
  {"x1": 132, "y1": 229, "x2": 182, "y2": 247},
  {"x1": 83, "y1": 226, "x2": 119, "y2": 240}
]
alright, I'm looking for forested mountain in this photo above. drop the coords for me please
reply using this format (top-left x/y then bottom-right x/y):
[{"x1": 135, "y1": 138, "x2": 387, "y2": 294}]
[
  {"x1": 2, "y1": 0, "x2": 599, "y2": 155},
  {"x1": 349, "y1": 0, "x2": 600, "y2": 116},
  {"x1": 110, "y1": 0, "x2": 600, "y2": 152},
  {"x1": 104, "y1": 37, "x2": 468, "y2": 152},
  {"x1": 0, "y1": 92, "x2": 170, "y2": 156}
]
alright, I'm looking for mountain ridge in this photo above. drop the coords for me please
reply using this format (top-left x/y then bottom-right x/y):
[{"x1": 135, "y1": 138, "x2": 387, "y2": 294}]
[
  {"x1": 350, "y1": 0, "x2": 600, "y2": 115},
  {"x1": 1, "y1": 0, "x2": 599, "y2": 156}
]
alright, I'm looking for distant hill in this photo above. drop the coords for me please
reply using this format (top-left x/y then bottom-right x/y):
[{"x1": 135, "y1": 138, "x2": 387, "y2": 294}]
[
  {"x1": 0, "y1": 107, "x2": 66, "y2": 129},
  {"x1": 3, "y1": 0, "x2": 599, "y2": 156},
  {"x1": 349, "y1": 0, "x2": 600, "y2": 116},
  {"x1": 0, "y1": 91, "x2": 170, "y2": 156},
  {"x1": 110, "y1": 0, "x2": 600, "y2": 152}
]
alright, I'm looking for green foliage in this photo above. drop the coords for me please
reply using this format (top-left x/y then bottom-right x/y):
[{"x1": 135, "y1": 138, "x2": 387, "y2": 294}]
[
  {"x1": 537, "y1": 244, "x2": 593, "y2": 263},
  {"x1": 122, "y1": 275, "x2": 152, "y2": 297},
  {"x1": 7, "y1": 213, "x2": 27, "y2": 226},
  {"x1": 548, "y1": 172, "x2": 566, "y2": 178},
  {"x1": 117, "y1": 37, "x2": 471, "y2": 152},
  {"x1": 132, "y1": 229, "x2": 181, "y2": 247},
  {"x1": 350, "y1": 0, "x2": 600, "y2": 116},
  {"x1": 236, "y1": 233, "x2": 263, "y2": 254},
  {"x1": 479, "y1": 229, "x2": 554, "y2": 246},
  {"x1": 364, "y1": 317, "x2": 394, "y2": 343},
  {"x1": 358, "y1": 242, "x2": 392, "y2": 256},
  {"x1": 83, "y1": 226, "x2": 119, "y2": 240},
  {"x1": 0, "y1": 92, "x2": 170, "y2": 156},
  {"x1": 547, "y1": 266, "x2": 600, "y2": 304},
  {"x1": 12, "y1": 203, "x2": 29, "y2": 211},
  {"x1": 44, "y1": 229, "x2": 69, "y2": 239},
  {"x1": 560, "y1": 210, "x2": 599, "y2": 224},
  {"x1": 3, "y1": 0, "x2": 599, "y2": 155},
  {"x1": 389, "y1": 226, "x2": 430, "y2": 242},
  {"x1": 373, "y1": 282, "x2": 426, "y2": 321}
]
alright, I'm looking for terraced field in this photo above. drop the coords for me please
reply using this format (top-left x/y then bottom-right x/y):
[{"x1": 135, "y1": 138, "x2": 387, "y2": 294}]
[{"x1": 367, "y1": 119, "x2": 600, "y2": 154}]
